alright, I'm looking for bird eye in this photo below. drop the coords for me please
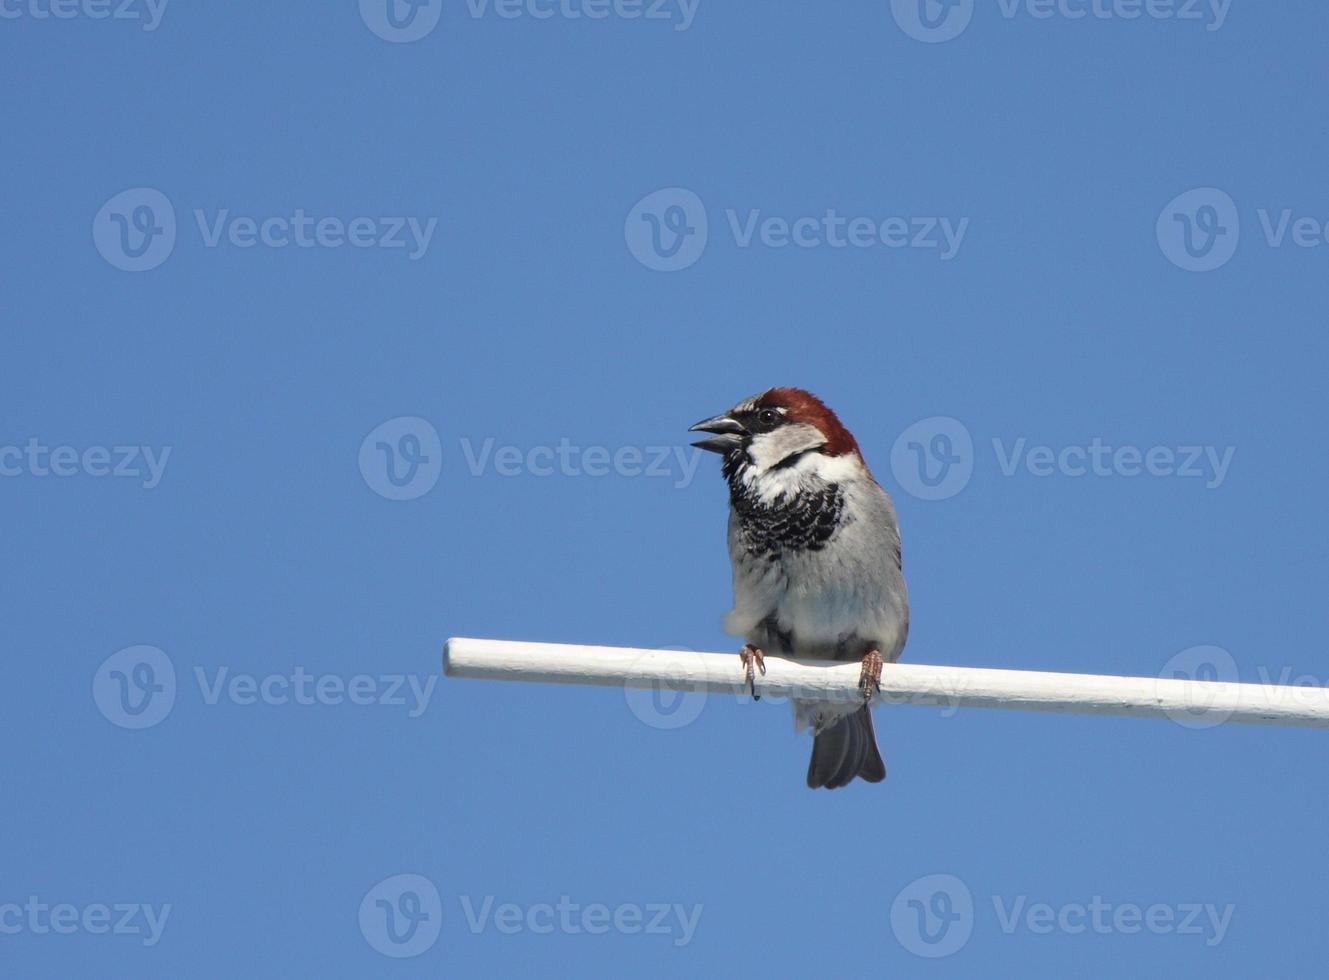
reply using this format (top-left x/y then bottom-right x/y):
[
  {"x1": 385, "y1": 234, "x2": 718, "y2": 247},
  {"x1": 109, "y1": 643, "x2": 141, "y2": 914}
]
[{"x1": 758, "y1": 409, "x2": 780, "y2": 425}]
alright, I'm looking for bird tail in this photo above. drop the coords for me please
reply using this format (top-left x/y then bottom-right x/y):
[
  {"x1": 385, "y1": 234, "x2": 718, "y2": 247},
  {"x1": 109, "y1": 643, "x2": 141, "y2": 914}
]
[{"x1": 806, "y1": 706, "x2": 886, "y2": 790}]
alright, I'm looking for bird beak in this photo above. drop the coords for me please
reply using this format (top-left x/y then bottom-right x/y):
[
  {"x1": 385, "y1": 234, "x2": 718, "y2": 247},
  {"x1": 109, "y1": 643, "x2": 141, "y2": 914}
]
[{"x1": 689, "y1": 413, "x2": 746, "y2": 455}]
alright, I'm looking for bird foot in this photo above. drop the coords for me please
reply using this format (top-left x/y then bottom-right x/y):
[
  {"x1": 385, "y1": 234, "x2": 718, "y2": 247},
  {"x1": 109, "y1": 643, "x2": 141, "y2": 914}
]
[
  {"x1": 739, "y1": 644, "x2": 767, "y2": 700},
  {"x1": 859, "y1": 650, "x2": 883, "y2": 704}
]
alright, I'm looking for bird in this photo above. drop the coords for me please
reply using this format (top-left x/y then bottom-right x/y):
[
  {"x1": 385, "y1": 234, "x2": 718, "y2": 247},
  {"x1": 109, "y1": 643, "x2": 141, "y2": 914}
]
[{"x1": 690, "y1": 387, "x2": 909, "y2": 789}]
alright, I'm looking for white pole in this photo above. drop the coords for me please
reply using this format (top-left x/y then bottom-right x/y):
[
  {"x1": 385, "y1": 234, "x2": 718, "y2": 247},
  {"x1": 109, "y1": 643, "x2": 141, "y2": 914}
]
[{"x1": 443, "y1": 637, "x2": 1329, "y2": 728}]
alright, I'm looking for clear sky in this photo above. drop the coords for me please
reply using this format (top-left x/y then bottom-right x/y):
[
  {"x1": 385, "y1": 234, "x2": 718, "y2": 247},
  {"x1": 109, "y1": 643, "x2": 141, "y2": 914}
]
[{"x1": 4, "y1": 1, "x2": 1329, "y2": 976}]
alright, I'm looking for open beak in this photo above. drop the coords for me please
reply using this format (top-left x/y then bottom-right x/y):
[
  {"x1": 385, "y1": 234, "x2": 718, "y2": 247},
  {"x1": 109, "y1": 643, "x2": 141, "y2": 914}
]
[{"x1": 689, "y1": 413, "x2": 746, "y2": 455}]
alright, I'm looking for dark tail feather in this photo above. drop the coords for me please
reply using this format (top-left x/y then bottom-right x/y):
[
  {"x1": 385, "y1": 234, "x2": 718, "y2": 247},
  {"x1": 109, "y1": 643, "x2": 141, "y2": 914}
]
[{"x1": 806, "y1": 707, "x2": 886, "y2": 789}]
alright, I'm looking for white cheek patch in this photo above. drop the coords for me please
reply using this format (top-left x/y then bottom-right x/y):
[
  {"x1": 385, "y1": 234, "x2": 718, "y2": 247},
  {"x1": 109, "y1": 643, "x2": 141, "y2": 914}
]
[
  {"x1": 742, "y1": 442, "x2": 867, "y2": 504},
  {"x1": 801, "y1": 453, "x2": 863, "y2": 484},
  {"x1": 747, "y1": 422, "x2": 826, "y2": 473}
]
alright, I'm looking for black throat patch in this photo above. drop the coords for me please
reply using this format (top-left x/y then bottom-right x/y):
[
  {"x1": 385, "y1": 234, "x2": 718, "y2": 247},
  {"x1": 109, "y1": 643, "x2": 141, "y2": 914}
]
[{"x1": 724, "y1": 461, "x2": 845, "y2": 558}]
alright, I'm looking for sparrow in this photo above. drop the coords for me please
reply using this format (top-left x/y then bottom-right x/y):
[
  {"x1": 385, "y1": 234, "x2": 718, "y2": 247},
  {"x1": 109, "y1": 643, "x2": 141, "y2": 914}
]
[{"x1": 690, "y1": 387, "x2": 909, "y2": 789}]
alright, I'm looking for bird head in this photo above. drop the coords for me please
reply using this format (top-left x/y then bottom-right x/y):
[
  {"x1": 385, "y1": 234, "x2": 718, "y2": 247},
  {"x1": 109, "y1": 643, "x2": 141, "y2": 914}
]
[{"x1": 689, "y1": 387, "x2": 862, "y2": 473}]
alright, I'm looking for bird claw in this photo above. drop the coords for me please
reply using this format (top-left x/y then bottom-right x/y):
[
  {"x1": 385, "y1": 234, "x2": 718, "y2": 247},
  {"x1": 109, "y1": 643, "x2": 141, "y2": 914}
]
[
  {"x1": 859, "y1": 650, "x2": 883, "y2": 704},
  {"x1": 739, "y1": 644, "x2": 767, "y2": 700}
]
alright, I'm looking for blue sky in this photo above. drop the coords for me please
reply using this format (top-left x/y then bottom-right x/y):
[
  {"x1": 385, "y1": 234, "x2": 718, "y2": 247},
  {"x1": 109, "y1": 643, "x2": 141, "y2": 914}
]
[{"x1": 4, "y1": 1, "x2": 1329, "y2": 976}]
